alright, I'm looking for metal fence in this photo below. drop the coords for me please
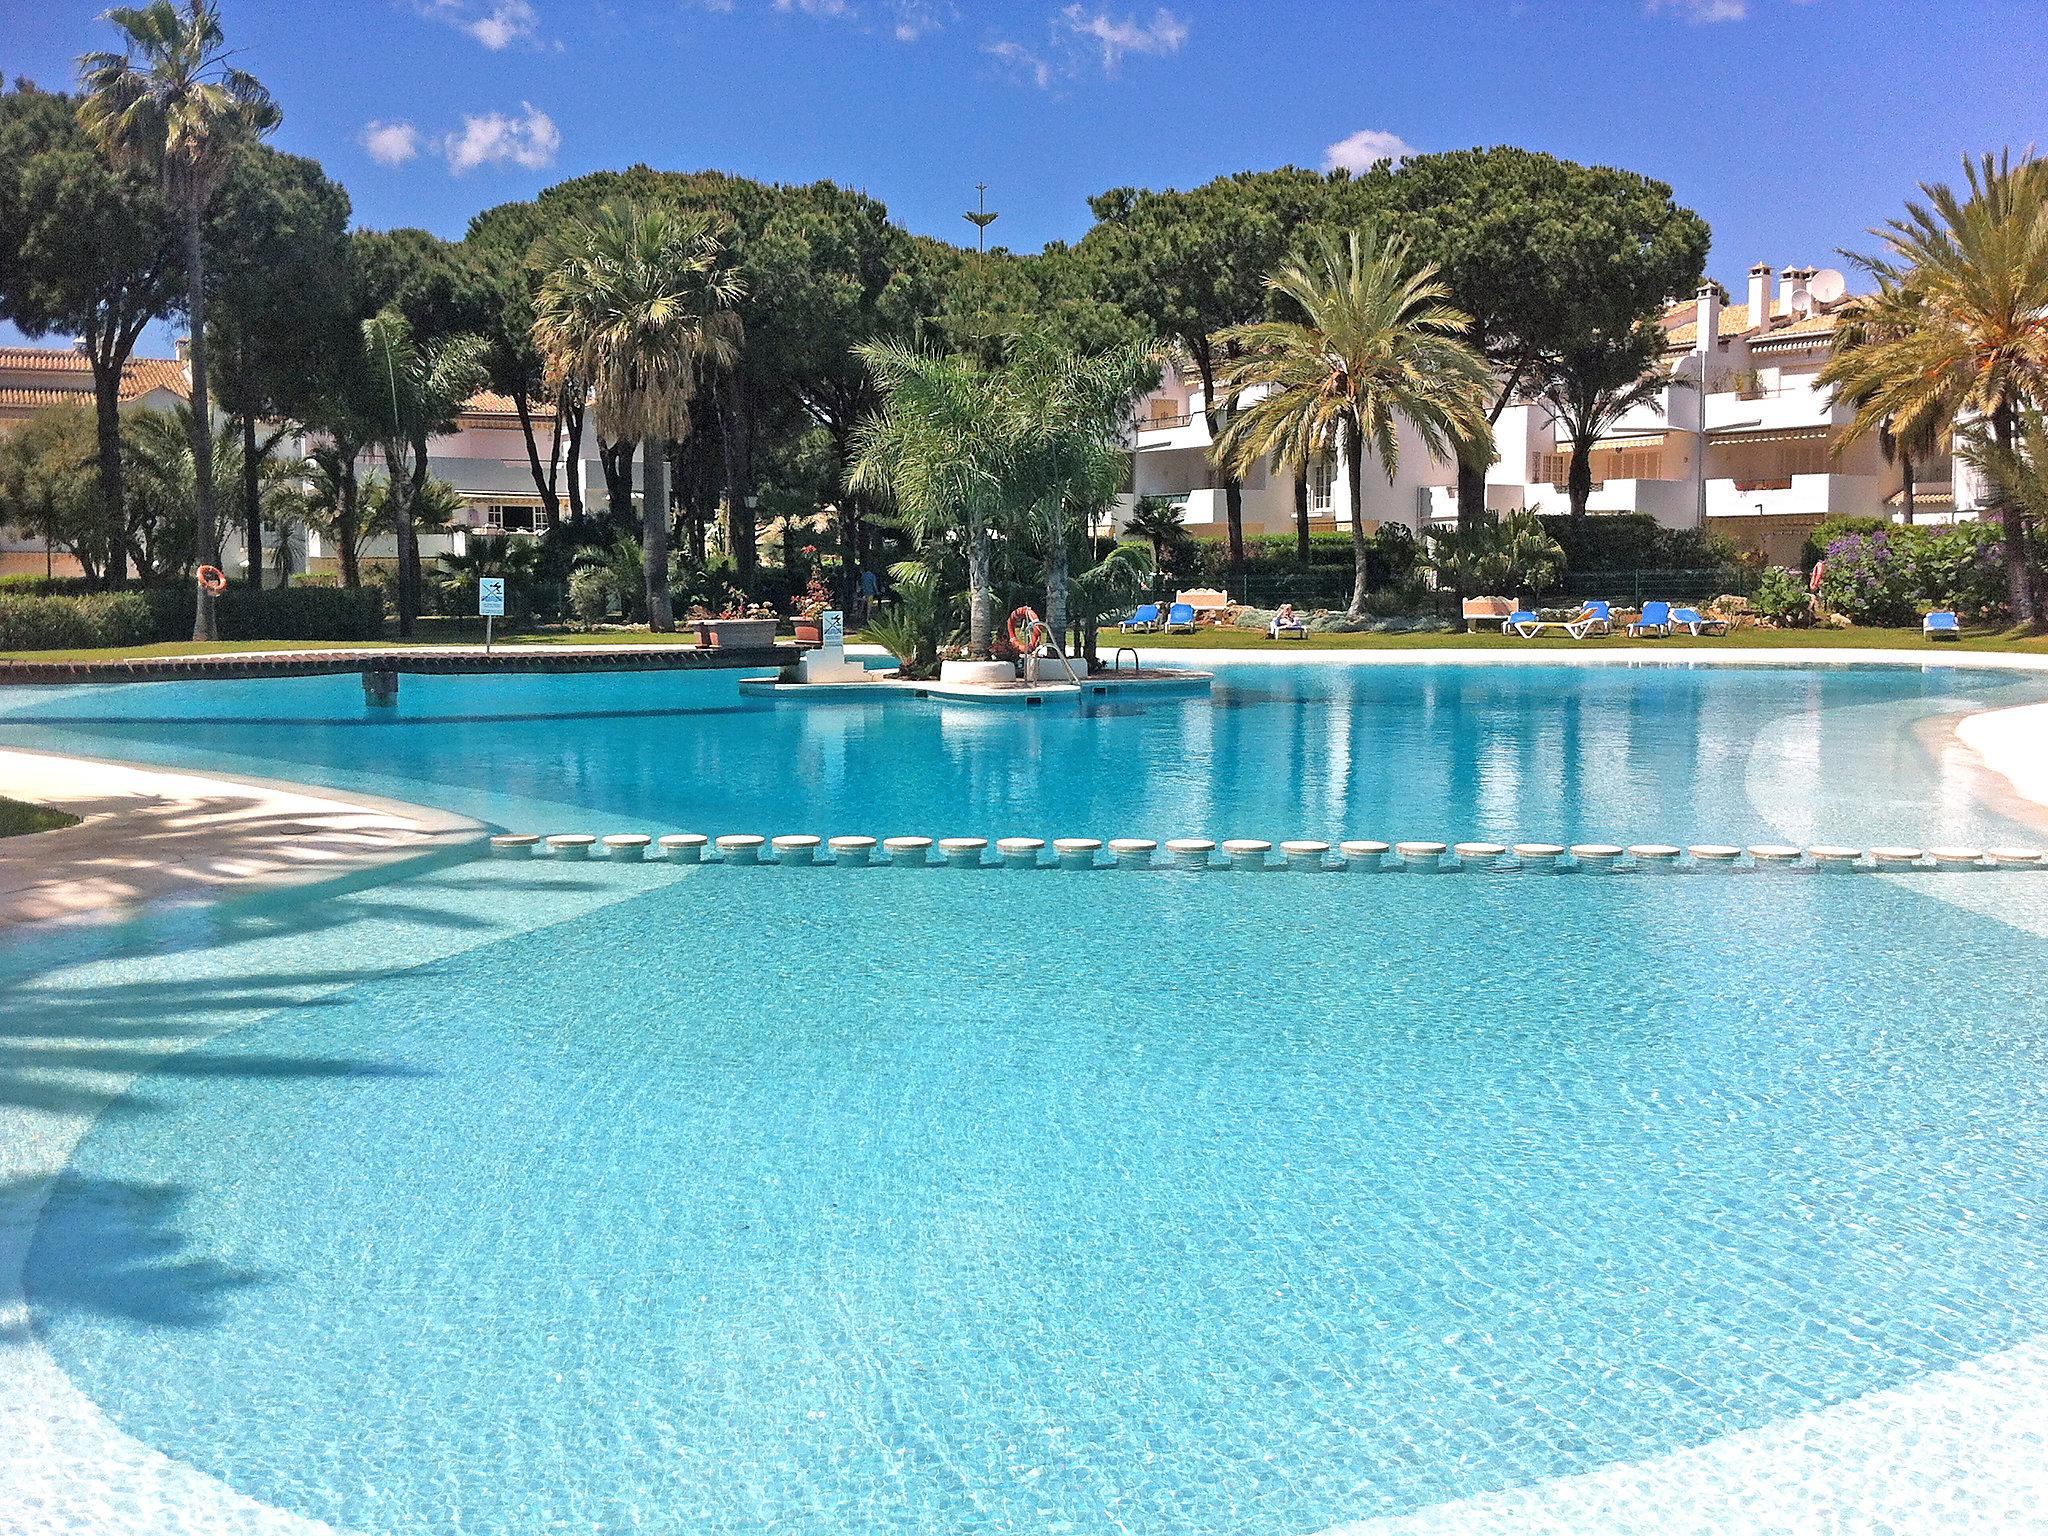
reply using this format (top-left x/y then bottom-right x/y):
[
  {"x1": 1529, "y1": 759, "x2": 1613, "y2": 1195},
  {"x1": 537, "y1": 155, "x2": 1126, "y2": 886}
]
[
  {"x1": 1550, "y1": 568, "x2": 1758, "y2": 604},
  {"x1": 1154, "y1": 566, "x2": 1754, "y2": 613}
]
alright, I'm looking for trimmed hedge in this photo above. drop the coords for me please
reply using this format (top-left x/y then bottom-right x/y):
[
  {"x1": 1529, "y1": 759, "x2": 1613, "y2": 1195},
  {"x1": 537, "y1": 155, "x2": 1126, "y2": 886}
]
[
  {"x1": 143, "y1": 585, "x2": 387, "y2": 642},
  {"x1": 0, "y1": 585, "x2": 385, "y2": 651},
  {"x1": 0, "y1": 592, "x2": 158, "y2": 650}
]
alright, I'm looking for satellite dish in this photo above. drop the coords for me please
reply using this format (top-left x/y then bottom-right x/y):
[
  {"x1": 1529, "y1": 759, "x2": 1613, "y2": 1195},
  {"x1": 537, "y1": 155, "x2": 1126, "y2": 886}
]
[{"x1": 1807, "y1": 268, "x2": 1848, "y2": 305}]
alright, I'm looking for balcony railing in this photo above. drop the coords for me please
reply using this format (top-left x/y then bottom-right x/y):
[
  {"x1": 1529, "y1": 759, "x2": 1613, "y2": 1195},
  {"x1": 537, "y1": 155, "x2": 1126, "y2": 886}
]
[{"x1": 1135, "y1": 411, "x2": 1195, "y2": 432}]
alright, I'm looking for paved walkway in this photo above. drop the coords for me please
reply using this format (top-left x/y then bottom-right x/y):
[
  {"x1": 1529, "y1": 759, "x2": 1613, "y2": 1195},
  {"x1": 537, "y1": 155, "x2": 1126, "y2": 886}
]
[{"x1": 0, "y1": 748, "x2": 487, "y2": 928}]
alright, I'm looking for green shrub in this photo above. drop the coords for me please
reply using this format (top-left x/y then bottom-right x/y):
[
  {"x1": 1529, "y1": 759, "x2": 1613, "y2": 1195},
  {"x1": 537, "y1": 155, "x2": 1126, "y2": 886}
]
[
  {"x1": 1753, "y1": 565, "x2": 1813, "y2": 625},
  {"x1": 568, "y1": 566, "x2": 615, "y2": 622},
  {"x1": 1816, "y1": 530, "x2": 1918, "y2": 625},
  {"x1": 1539, "y1": 511, "x2": 1663, "y2": 571},
  {"x1": 140, "y1": 585, "x2": 386, "y2": 642},
  {"x1": 0, "y1": 592, "x2": 157, "y2": 650},
  {"x1": 1902, "y1": 521, "x2": 2005, "y2": 620}
]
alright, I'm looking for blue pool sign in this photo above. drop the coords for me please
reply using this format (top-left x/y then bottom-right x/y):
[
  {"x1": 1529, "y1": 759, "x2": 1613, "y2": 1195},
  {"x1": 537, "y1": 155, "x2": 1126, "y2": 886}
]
[{"x1": 478, "y1": 578, "x2": 506, "y2": 617}]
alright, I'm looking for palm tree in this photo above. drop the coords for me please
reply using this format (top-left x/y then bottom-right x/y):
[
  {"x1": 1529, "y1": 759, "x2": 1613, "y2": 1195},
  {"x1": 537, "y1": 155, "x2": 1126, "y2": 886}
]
[
  {"x1": 1535, "y1": 323, "x2": 1687, "y2": 529},
  {"x1": 1961, "y1": 408, "x2": 2048, "y2": 536},
  {"x1": 360, "y1": 307, "x2": 487, "y2": 635},
  {"x1": 1212, "y1": 228, "x2": 1494, "y2": 618},
  {"x1": 1123, "y1": 495, "x2": 1189, "y2": 576},
  {"x1": 79, "y1": 0, "x2": 279, "y2": 640},
  {"x1": 1004, "y1": 336, "x2": 1162, "y2": 644},
  {"x1": 123, "y1": 400, "x2": 292, "y2": 581},
  {"x1": 1424, "y1": 508, "x2": 1565, "y2": 597},
  {"x1": 1824, "y1": 280, "x2": 1945, "y2": 524},
  {"x1": 850, "y1": 344, "x2": 1009, "y2": 659},
  {"x1": 533, "y1": 203, "x2": 743, "y2": 632},
  {"x1": 1820, "y1": 152, "x2": 2048, "y2": 623}
]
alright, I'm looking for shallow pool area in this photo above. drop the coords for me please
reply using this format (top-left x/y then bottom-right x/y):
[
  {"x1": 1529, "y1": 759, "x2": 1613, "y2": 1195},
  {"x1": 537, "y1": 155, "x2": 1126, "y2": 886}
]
[{"x1": 5, "y1": 659, "x2": 2048, "y2": 1534}]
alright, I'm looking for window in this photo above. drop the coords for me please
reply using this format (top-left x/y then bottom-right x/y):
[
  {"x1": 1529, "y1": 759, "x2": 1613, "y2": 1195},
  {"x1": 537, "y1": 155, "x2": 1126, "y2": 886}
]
[{"x1": 1309, "y1": 456, "x2": 1334, "y2": 514}]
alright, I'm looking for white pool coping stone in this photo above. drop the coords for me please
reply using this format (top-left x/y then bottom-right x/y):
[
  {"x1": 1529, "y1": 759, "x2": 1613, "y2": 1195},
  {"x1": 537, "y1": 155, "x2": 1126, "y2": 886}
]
[
  {"x1": 884, "y1": 835, "x2": 933, "y2": 866},
  {"x1": 939, "y1": 836, "x2": 989, "y2": 868},
  {"x1": 1222, "y1": 838, "x2": 1273, "y2": 871},
  {"x1": 997, "y1": 836, "x2": 1044, "y2": 869},
  {"x1": 714, "y1": 833, "x2": 765, "y2": 865},
  {"x1": 658, "y1": 832, "x2": 710, "y2": 863},
  {"x1": 1053, "y1": 837, "x2": 1102, "y2": 870}
]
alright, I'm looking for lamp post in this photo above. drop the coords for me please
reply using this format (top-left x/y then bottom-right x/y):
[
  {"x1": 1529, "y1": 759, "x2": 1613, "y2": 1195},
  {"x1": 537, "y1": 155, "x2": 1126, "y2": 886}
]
[{"x1": 964, "y1": 184, "x2": 999, "y2": 344}]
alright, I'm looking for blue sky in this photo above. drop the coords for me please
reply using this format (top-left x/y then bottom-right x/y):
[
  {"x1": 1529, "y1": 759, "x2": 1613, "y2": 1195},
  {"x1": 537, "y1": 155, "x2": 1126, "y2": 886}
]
[{"x1": 6, "y1": 0, "x2": 2047, "y2": 354}]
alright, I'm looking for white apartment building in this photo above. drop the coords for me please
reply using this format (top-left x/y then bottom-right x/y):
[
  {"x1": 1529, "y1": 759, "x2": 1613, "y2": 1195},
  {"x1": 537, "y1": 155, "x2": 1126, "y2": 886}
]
[
  {"x1": 0, "y1": 342, "x2": 612, "y2": 580},
  {"x1": 1117, "y1": 263, "x2": 1987, "y2": 570}
]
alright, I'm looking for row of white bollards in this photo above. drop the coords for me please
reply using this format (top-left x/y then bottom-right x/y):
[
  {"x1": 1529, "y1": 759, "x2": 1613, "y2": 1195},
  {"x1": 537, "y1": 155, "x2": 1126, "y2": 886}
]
[{"x1": 487, "y1": 832, "x2": 2047, "y2": 873}]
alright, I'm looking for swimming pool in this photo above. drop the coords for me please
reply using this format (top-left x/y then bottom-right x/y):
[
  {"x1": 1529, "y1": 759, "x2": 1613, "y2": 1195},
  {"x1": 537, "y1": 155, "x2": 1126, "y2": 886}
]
[{"x1": 6, "y1": 660, "x2": 2048, "y2": 1534}]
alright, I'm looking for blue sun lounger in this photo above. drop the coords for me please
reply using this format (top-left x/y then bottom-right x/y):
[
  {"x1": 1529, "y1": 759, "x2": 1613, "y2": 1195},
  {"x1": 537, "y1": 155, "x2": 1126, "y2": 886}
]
[
  {"x1": 1627, "y1": 600, "x2": 1673, "y2": 637},
  {"x1": 1162, "y1": 602, "x2": 1197, "y2": 634},
  {"x1": 1924, "y1": 609, "x2": 1961, "y2": 640},
  {"x1": 1120, "y1": 603, "x2": 1162, "y2": 633},
  {"x1": 1671, "y1": 605, "x2": 1728, "y2": 636},
  {"x1": 1508, "y1": 601, "x2": 1610, "y2": 639}
]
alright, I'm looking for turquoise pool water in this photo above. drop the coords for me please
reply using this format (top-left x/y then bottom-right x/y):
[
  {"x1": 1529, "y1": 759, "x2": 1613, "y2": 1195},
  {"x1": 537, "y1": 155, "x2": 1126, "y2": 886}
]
[{"x1": 6, "y1": 661, "x2": 2048, "y2": 1534}]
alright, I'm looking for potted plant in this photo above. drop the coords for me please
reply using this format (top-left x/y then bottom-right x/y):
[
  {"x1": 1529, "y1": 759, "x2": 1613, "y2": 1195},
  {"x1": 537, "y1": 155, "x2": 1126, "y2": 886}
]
[{"x1": 791, "y1": 575, "x2": 832, "y2": 645}]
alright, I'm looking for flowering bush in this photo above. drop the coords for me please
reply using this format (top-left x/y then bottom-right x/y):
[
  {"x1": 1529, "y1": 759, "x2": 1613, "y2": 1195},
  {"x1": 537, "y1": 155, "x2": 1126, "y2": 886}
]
[
  {"x1": 1816, "y1": 523, "x2": 2007, "y2": 626},
  {"x1": 1817, "y1": 531, "x2": 1918, "y2": 625},
  {"x1": 1903, "y1": 521, "x2": 2005, "y2": 620}
]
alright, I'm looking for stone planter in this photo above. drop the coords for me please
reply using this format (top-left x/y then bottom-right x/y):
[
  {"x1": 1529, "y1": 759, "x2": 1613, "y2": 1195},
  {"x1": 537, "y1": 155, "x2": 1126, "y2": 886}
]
[
  {"x1": 695, "y1": 617, "x2": 778, "y2": 649},
  {"x1": 939, "y1": 658, "x2": 1017, "y2": 687},
  {"x1": 792, "y1": 618, "x2": 823, "y2": 646}
]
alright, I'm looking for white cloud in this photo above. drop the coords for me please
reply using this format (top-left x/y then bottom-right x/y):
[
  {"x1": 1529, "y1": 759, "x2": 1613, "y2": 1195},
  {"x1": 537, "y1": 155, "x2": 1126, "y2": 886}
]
[
  {"x1": 441, "y1": 103, "x2": 561, "y2": 174},
  {"x1": 1647, "y1": 0, "x2": 1750, "y2": 20},
  {"x1": 984, "y1": 38, "x2": 1054, "y2": 88},
  {"x1": 1323, "y1": 128, "x2": 1415, "y2": 173},
  {"x1": 1056, "y1": 5, "x2": 1188, "y2": 70},
  {"x1": 990, "y1": 3, "x2": 1187, "y2": 88},
  {"x1": 758, "y1": 0, "x2": 951, "y2": 38},
  {"x1": 417, "y1": 0, "x2": 543, "y2": 50},
  {"x1": 360, "y1": 119, "x2": 422, "y2": 167}
]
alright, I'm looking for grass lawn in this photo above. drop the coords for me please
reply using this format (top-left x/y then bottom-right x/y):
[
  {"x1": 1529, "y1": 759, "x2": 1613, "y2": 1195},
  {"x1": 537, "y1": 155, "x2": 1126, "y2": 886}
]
[
  {"x1": 1092, "y1": 625, "x2": 2048, "y2": 655},
  {"x1": 8, "y1": 619, "x2": 2048, "y2": 665},
  {"x1": 0, "y1": 795, "x2": 79, "y2": 837},
  {"x1": 0, "y1": 621, "x2": 716, "y2": 665}
]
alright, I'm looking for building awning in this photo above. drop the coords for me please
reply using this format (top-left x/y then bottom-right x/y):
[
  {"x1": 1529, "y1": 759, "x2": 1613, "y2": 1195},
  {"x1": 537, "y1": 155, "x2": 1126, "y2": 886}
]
[
  {"x1": 1597, "y1": 433, "x2": 1667, "y2": 450},
  {"x1": 1886, "y1": 486, "x2": 1956, "y2": 508},
  {"x1": 1712, "y1": 427, "x2": 1831, "y2": 447}
]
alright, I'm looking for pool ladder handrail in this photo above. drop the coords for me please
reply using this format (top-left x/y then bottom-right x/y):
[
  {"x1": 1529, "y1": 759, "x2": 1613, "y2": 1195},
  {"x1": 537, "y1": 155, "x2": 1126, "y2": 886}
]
[{"x1": 1113, "y1": 647, "x2": 1139, "y2": 674}]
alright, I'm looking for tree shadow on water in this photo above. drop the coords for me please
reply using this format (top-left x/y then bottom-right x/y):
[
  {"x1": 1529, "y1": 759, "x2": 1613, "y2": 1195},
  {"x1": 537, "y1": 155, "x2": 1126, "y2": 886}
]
[{"x1": 3, "y1": 1175, "x2": 263, "y2": 1342}]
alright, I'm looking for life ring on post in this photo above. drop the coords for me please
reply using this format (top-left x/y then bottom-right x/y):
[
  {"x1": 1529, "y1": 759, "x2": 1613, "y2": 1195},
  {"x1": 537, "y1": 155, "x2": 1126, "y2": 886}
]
[
  {"x1": 1007, "y1": 605, "x2": 1044, "y2": 652},
  {"x1": 195, "y1": 564, "x2": 228, "y2": 596}
]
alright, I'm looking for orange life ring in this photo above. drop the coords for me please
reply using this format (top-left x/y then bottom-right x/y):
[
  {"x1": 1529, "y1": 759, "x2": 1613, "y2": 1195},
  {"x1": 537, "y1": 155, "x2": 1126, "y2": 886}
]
[
  {"x1": 196, "y1": 564, "x2": 228, "y2": 595},
  {"x1": 1007, "y1": 605, "x2": 1043, "y2": 652}
]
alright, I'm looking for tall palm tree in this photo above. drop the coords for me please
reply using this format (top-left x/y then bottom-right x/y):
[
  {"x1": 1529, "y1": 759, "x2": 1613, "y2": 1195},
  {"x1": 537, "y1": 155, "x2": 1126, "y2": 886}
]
[
  {"x1": 1213, "y1": 228, "x2": 1494, "y2": 617},
  {"x1": 361, "y1": 307, "x2": 487, "y2": 635},
  {"x1": 1535, "y1": 323, "x2": 1687, "y2": 529},
  {"x1": 1823, "y1": 280, "x2": 1945, "y2": 524},
  {"x1": 79, "y1": 0, "x2": 278, "y2": 639},
  {"x1": 849, "y1": 344, "x2": 1009, "y2": 658},
  {"x1": 533, "y1": 203, "x2": 743, "y2": 632},
  {"x1": 1819, "y1": 152, "x2": 2048, "y2": 623}
]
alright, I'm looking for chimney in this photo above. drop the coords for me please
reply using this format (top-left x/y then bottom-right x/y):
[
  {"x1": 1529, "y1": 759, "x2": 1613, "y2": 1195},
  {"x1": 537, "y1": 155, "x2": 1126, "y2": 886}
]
[
  {"x1": 1747, "y1": 263, "x2": 1773, "y2": 332},
  {"x1": 1783, "y1": 266, "x2": 1814, "y2": 320},
  {"x1": 1693, "y1": 284, "x2": 1720, "y2": 356},
  {"x1": 174, "y1": 335, "x2": 191, "y2": 365}
]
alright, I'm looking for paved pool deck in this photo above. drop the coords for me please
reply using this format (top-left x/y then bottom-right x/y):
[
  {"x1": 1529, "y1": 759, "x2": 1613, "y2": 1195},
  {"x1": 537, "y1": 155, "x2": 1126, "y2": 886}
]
[{"x1": 0, "y1": 748, "x2": 488, "y2": 930}]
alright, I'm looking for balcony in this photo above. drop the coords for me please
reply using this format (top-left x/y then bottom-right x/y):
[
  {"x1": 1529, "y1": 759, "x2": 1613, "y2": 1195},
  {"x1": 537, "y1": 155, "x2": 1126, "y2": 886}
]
[{"x1": 1135, "y1": 410, "x2": 1194, "y2": 433}]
